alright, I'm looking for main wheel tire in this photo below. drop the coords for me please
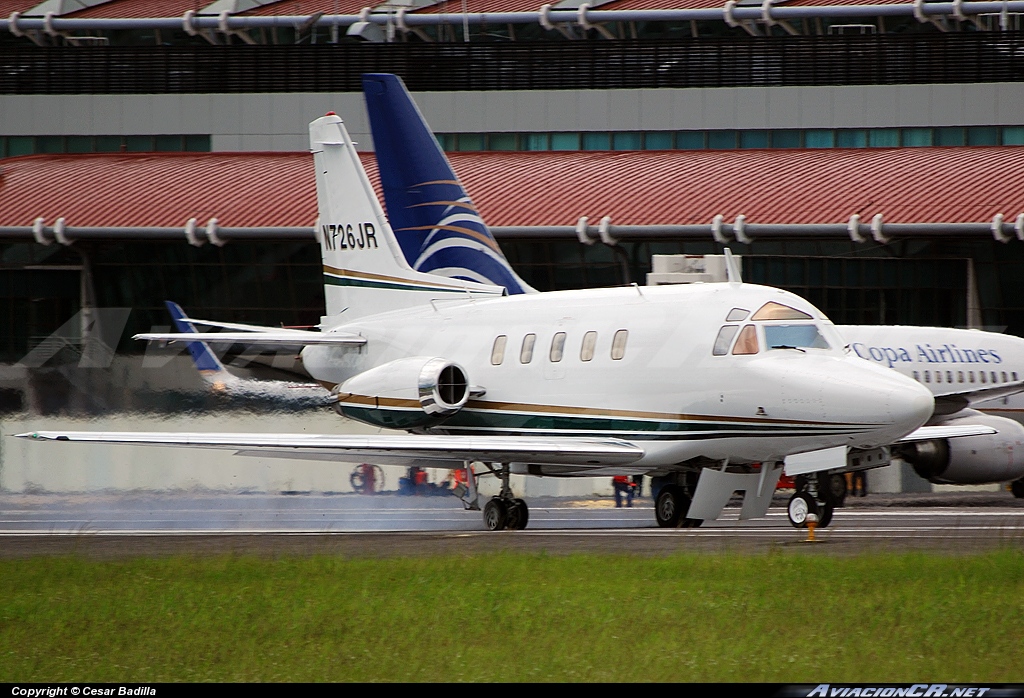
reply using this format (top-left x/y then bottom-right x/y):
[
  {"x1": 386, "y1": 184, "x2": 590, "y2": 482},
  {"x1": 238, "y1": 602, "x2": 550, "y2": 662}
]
[
  {"x1": 505, "y1": 498, "x2": 529, "y2": 530},
  {"x1": 1011, "y1": 478, "x2": 1024, "y2": 499},
  {"x1": 655, "y1": 485, "x2": 684, "y2": 528},
  {"x1": 787, "y1": 492, "x2": 819, "y2": 528},
  {"x1": 483, "y1": 498, "x2": 508, "y2": 531}
]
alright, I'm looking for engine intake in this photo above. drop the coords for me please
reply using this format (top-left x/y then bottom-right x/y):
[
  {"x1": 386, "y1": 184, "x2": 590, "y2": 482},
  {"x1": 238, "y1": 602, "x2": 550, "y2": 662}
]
[{"x1": 334, "y1": 356, "x2": 470, "y2": 429}]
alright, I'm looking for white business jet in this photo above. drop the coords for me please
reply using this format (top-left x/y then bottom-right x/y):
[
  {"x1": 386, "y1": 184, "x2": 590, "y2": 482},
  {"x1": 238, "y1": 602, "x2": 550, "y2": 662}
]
[{"x1": 20, "y1": 75, "x2": 965, "y2": 532}]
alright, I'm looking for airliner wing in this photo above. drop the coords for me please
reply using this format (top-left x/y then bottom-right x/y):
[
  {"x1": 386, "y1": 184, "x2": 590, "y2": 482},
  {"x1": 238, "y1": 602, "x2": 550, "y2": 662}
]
[
  {"x1": 134, "y1": 331, "x2": 366, "y2": 346},
  {"x1": 15, "y1": 431, "x2": 645, "y2": 469},
  {"x1": 933, "y1": 382, "x2": 1024, "y2": 414},
  {"x1": 896, "y1": 424, "x2": 997, "y2": 442}
]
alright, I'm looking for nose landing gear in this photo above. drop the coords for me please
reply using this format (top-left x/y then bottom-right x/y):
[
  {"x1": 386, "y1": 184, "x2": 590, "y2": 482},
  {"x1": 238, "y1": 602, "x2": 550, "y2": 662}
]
[{"x1": 787, "y1": 472, "x2": 837, "y2": 528}]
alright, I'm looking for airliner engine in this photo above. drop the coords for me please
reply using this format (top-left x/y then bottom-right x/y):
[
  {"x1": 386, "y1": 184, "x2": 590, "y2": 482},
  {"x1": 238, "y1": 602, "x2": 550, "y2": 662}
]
[
  {"x1": 333, "y1": 356, "x2": 469, "y2": 429},
  {"x1": 898, "y1": 411, "x2": 1024, "y2": 484}
]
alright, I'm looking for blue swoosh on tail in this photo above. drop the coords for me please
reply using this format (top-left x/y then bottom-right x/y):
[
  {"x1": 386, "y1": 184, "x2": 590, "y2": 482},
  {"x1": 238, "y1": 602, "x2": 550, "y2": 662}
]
[{"x1": 362, "y1": 73, "x2": 532, "y2": 295}]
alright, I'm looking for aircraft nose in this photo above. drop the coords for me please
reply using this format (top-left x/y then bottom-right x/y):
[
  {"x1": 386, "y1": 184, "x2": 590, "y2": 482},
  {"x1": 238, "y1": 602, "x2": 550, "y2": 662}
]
[{"x1": 848, "y1": 365, "x2": 933, "y2": 448}]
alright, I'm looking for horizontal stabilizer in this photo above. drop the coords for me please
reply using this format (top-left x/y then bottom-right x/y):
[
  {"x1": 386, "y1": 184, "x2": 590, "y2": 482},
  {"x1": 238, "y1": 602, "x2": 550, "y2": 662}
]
[
  {"x1": 896, "y1": 424, "x2": 997, "y2": 442},
  {"x1": 134, "y1": 331, "x2": 366, "y2": 347},
  {"x1": 16, "y1": 431, "x2": 645, "y2": 469}
]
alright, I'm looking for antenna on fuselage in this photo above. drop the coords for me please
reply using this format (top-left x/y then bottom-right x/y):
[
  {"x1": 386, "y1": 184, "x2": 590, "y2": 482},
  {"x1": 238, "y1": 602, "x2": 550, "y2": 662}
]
[{"x1": 724, "y1": 248, "x2": 743, "y2": 287}]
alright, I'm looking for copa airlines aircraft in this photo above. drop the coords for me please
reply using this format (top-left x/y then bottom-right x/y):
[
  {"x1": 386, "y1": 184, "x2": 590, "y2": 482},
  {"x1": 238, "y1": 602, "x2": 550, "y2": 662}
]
[
  {"x1": 19, "y1": 74, "x2": 990, "y2": 532},
  {"x1": 835, "y1": 325, "x2": 1024, "y2": 497}
]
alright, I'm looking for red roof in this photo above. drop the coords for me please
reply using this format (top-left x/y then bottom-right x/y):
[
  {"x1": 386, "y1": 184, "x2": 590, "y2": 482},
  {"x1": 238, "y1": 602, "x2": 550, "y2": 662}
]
[
  {"x1": 595, "y1": 0, "x2": 723, "y2": 10},
  {"x1": 415, "y1": 0, "x2": 546, "y2": 14},
  {"x1": 3, "y1": 147, "x2": 1024, "y2": 228},
  {"x1": 1, "y1": 0, "x2": 48, "y2": 15},
  {"x1": 66, "y1": 0, "x2": 211, "y2": 18},
  {"x1": 787, "y1": 0, "x2": 906, "y2": 6},
  {"x1": 241, "y1": 0, "x2": 371, "y2": 16}
]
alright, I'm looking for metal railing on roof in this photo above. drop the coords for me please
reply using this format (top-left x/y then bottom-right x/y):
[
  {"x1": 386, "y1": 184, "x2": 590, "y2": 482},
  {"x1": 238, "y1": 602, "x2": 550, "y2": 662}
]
[
  {"x1": 3, "y1": 31, "x2": 1024, "y2": 94},
  {"x1": 7, "y1": 2, "x2": 1024, "y2": 36},
  {"x1": 5, "y1": 217, "x2": 1024, "y2": 245}
]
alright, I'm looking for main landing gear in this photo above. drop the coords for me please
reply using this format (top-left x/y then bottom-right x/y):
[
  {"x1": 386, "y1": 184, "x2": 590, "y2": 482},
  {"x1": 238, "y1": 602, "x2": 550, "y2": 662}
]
[
  {"x1": 653, "y1": 473, "x2": 703, "y2": 528},
  {"x1": 470, "y1": 463, "x2": 529, "y2": 531},
  {"x1": 787, "y1": 472, "x2": 839, "y2": 529}
]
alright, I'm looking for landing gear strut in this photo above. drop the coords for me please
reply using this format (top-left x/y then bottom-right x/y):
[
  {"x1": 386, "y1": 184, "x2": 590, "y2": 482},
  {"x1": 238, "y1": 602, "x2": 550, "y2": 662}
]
[
  {"x1": 789, "y1": 472, "x2": 836, "y2": 528},
  {"x1": 480, "y1": 464, "x2": 529, "y2": 531}
]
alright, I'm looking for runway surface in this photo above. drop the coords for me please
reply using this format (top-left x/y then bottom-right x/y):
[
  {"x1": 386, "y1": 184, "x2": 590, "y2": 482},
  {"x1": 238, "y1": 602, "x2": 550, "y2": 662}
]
[{"x1": 2, "y1": 490, "x2": 1023, "y2": 557}]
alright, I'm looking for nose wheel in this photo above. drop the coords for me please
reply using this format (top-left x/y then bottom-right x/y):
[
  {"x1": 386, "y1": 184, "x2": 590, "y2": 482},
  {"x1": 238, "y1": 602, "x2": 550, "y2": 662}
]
[{"x1": 787, "y1": 493, "x2": 834, "y2": 528}]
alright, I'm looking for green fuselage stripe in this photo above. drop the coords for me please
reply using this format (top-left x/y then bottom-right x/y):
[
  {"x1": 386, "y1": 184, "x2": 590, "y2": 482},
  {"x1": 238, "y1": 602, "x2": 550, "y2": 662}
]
[
  {"x1": 324, "y1": 274, "x2": 466, "y2": 293},
  {"x1": 339, "y1": 405, "x2": 871, "y2": 440}
]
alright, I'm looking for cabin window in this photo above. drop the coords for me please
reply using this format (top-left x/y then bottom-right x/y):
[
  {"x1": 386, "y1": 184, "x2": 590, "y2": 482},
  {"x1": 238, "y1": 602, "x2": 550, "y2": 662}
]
[
  {"x1": 751, "y1": 301, "x2": 812, "y2": 321},
  {"x1": 580, "y1": 331, "x2": 598, "y2": 362},
  {"x1": 958, "y1": 371, "x2": 964, "y2": 383},
  {"x1": 936, "y1": 372, "x2": 942, "y2": 384},
  {"x1": 969, "y1": 371, "x2": 975, "y2": 382},
  {"x1": 947, "y1": 371, "x2": 953, "y2": 383},
  {"x1": 764, "y1": 324, "x2": 830, "y2": 350},
  {"x1": 712, "y1": 325, "x2": 739, "y2": 356},
  {"x1": 611, "y1": 330, "x2": 629, "y2": 360},
  {"x1": 550, "y1": 332, "x2": 566, "y2": 362},
  {"x1": 913, "y1": 371, "x2": 920, "y2": 381},
  {"x1": 491, "y1": 335, "x2": 507, "y2": 365},
  {"x1": 725, "y1": 308, "x2": 749, "y2": 322},
  {"x1": 732, "y1": 325, "x2": 759, "y2": 355},
  {"x1": 1014, "y1": 372, "x2": 1018, "y2": 381},
  {"x1": 1003, "y1": 372, "x2": 1008, "y2": 383},
  {"x1": 924, "y1": 371, "x2": 931, "y2": 383},
  {"x1": 992, "y1": 371, "x2": 998, "y2": 383},
  {"x1": 520, "y1": 334, "x2": 537, "y2": 364},
  {"x1": 981, "y1": 372, "x2": 986, "y2": 384}
]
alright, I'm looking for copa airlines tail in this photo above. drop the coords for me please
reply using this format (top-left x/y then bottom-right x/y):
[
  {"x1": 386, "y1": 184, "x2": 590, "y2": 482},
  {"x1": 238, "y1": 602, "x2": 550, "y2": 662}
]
[
  {"x1": 362, "y1": 73, "x2": 535, "y2": 296},
  {"x1": 165, "y1": 300, "x2": 230, "y2": 378},
  {"x1": 310, "y1": 111, "x2": 505, "y2": 325}
]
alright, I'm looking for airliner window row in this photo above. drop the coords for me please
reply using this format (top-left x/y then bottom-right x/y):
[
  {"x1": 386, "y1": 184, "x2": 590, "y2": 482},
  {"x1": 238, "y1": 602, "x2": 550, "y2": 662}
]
[
  {"x1": 490, "y1": 330, "x2": 629, "y2": 366},
  {"x1": 912, "y1": 370, "x2": 1019, "y2": 385},
  {"x1": 438, "y1": 126, "x2": 1023, "y2": 153}
]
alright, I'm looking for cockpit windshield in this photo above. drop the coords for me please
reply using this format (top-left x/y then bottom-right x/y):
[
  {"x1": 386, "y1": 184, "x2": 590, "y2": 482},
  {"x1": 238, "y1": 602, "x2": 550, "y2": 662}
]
[
  {"x1": 764, "y1": 324, "x2": 830, "y2": 350},
  {"x1": 751, "y1": 302, "x2": 812, "y2": 321}
]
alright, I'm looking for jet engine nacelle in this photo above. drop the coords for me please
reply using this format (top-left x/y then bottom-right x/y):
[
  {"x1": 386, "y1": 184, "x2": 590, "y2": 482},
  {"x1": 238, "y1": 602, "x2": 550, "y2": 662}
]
[
  {"x1": 899, "y1": 412, "x2": 1024, "y2": 485},
  {"x1": 333, "y1": 356, "x2": 470, "y2": 429}
]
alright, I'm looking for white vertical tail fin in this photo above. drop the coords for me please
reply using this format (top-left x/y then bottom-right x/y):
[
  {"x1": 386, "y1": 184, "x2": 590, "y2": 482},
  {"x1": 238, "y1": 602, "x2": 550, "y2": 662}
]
[{"x1": 309, "y1": 113, "x2": 504, "y2": 326}]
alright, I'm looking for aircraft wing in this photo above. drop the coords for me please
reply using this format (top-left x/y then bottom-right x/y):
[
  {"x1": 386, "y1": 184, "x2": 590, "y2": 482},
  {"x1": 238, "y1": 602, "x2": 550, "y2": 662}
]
[
  {"x1": 933, "y1": 382, "x2": 1024, "y2": 415},
  {"x1": 15, "y1": 431, "x2": 645, "y2": 469},
  {"x1": 895, "y1": 424, "x2": 997, "y2": 442},
  {"x1": 134, "y1": 331, "x2": 366, "y2": 347}
]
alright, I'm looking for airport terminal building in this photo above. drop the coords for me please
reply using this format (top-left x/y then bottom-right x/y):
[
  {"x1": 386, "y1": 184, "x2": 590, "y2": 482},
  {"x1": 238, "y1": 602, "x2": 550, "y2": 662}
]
[{"x1": 3, "y1": 0, "x2": 1024, "y2": 494}]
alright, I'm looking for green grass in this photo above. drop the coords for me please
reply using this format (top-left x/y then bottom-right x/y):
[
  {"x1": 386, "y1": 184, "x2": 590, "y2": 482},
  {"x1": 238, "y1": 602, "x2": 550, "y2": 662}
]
[{"x1": 2, "y1": 551, "x2": 1022, "y2": 682}]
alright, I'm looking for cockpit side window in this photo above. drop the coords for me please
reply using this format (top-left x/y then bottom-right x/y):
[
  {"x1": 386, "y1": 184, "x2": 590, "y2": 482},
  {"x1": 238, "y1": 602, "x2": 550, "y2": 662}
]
[
  {"x1": 725, "y1": 308, "x2": 749, "y2": 322},
  {"x1": 713, "y1": 325, "x2": 740, "y2": 356},
  {"x1": 732, "y1": 325, "x2": 759, "y2": 355},
  {"x1": 751, "y1": 301, "x2": 812, "y2": 321},
  {"x1": 764, "y1": 324, "x2": 830, "y2": 350}
]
